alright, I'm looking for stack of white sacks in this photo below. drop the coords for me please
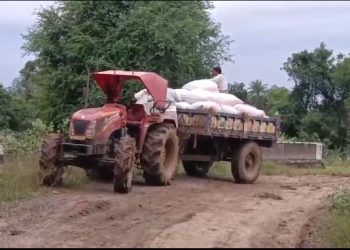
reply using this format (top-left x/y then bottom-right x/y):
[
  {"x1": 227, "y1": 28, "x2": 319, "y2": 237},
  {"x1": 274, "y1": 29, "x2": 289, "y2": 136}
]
[{"x1": 135, "y1": 79, "x2": 269, "y2": 118}]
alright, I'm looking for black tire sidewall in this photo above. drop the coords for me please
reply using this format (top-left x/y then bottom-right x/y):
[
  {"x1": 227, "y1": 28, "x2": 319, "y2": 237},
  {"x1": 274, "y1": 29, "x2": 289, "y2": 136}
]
[
  {"x1": 39, "y1": 133, "x2": 63, "y2": 186},
  {"x1": 141, "y1": 124, "x2": 179, "y2": 185},
  {"x1": 232, "y1": 142, "x2": 262, "y2": 184}
]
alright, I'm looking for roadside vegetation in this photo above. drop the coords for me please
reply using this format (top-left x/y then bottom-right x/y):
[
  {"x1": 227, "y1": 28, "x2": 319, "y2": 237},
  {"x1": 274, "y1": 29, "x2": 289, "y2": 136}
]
[
  {"x1": 0, "y1": 119, "x2": 87, "y2": 202},
  {"x1": 205, "y1": 159, "x2": 350, "y2": 178},
  {"x1": 0, "y1": 156, "x2": 88, "y2": 203},
  {"x1": 320, "y1": 190, "x2": 350, "y2": 248}
]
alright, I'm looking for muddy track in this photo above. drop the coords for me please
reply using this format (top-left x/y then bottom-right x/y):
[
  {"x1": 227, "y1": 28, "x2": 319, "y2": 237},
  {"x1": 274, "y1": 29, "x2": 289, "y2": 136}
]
[{"x1": 0, "y1": 174, "x2": 349, "y2": 248}]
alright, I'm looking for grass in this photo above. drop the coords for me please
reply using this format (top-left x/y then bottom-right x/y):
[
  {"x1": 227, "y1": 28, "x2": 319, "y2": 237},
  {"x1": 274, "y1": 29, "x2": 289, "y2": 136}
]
[
  {"x1": 320, "y1": 191, "x2": 350, "y2": 247},
  {"x1": 0, "y1": 156, "x2": 43, "y2": 202},
  {"x1": 198, "y1": 159, "x2": 350, "y2": 178},
  {"x1": 0, "y1": 155, "x2": 88, "y2": 202},
  {"x1": 263, "y1": 160, "x2": 350, "y2": 177}
]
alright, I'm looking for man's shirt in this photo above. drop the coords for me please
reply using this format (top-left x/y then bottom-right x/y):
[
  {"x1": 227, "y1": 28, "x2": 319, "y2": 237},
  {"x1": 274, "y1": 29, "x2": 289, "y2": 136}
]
[{"x1": 211, "y1": 74, "x2": 228, "y2": 91}]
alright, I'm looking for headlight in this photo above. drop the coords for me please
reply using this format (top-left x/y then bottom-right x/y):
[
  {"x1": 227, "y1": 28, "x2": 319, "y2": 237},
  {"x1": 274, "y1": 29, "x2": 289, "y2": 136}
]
[
  {"x1": 85, "y1": 120, "x2": 97, "y2": 138},
  {"x1": 69, "y1": 121, "x2": 74, "y2": 136}
]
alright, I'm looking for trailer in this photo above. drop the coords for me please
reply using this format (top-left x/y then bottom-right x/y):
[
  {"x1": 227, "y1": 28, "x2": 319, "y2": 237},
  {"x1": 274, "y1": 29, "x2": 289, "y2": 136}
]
[{"x1": 177, "y1": 109, "x2": 279, "y2": 183}]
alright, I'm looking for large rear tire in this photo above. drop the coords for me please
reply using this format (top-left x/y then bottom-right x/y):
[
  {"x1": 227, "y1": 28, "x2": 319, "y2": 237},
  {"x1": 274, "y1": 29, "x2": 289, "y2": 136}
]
[
  {"x1": 113, "y1": 137, "x2": 136, "y2": 193},
  {"x1": 140, "y1": 123, "x2": 179, "y2": 186},
  {"x1": 39, "y1": 133, "x2": 64, "y2": 186},
  {"x1": 182, "y1": 161, "x2": 212, "y2": 177},
  {"x1": 231, "y1": 142, "x2": 262, "y2": 184}
]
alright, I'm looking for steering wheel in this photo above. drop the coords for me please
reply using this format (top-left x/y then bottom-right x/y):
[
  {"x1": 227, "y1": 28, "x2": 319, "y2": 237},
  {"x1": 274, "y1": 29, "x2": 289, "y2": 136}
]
[{"x1": 150, "y1": 100, "x2": 172, "y2": 114}]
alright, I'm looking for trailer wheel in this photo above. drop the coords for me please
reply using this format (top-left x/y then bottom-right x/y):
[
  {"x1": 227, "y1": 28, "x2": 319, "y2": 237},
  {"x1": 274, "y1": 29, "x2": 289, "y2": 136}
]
[
  {"x1": 39, "y1": 133, "x2": 64, "y2": 186},
  {"x1": 182, "y1": 161, "x2": 212, "y2": 177},
  {"x1": 113, "y1": 137, "x2": 136, "y2": 193},
  {"x1": 231, "y1": 142, "x2": 262, "y2": 184},
  {"x1": 141, "y1": 123, "x2": 179, "y2": 186}
]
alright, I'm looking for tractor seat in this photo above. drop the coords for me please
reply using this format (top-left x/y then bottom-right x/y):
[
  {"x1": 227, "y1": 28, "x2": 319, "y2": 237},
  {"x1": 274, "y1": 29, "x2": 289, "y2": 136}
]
[{"x1": 126, "y1": 104, "x2": 146, "y2": 125}]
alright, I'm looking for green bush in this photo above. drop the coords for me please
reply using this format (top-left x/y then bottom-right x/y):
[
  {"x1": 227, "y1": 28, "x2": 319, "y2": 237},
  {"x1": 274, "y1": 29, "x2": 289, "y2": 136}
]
[{"x1": 0, "y1": 119, "x2": 53, "y2": 156}]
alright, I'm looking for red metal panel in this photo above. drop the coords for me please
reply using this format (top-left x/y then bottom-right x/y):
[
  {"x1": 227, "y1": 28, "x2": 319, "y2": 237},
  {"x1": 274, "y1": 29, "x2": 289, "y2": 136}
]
[{"x1": 92, "y1": 70, "x2": 168, "y2": 108}]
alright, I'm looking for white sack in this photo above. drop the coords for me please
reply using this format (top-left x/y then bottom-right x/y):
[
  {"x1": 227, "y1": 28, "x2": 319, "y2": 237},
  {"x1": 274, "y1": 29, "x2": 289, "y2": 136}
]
[
  {"x1": 174, "y1": 88, "x2": 190, "y2": 97},
  {"x1": 189, "y1": 101, "x2": 221, "y2": 113},
  {"x1": 182, "y1": 79, "x2": 219, "y2": 93},
  {"x1": 166, "y1": 88, "x2": 182, "y2": 103},
  {"x1": 233, "y1": 104, "x2": 266, "y2": 118},
  {"x1": 176, "y1": 89, "x2": 215, "y2": 104},
  {"x1": 220, "y1": 105, "x2": 241, "y2": 115},
  {"x1": 210, "y1": 92, "x2": 243, "y2": 106},
  {"x1": 134, "y1": 89, "x2": 148, "y2": 101},
  {"x1": 134, "y1": 89, "x2": 153, "y2": 115},
  {"x1": 135, "y1": 88, "x2": 181, "y2": 104},
  {"x1": 175, "y1": 102, "x2": 191, "y2": 110}
]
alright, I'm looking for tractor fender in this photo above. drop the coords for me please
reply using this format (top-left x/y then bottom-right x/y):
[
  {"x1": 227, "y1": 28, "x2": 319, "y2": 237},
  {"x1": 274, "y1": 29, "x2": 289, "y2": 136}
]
[{"x1": 138, "y1": 113, "x2": 177, "y2": 151}]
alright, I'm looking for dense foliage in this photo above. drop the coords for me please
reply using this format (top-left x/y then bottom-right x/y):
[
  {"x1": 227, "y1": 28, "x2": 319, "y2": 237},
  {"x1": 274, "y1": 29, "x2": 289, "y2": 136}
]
[
  {"x1": 0, "y1": 84, "x2": 35, "y2": 131},
  {"x1": 282, "y1": 43, "x2": 350, "y2": 153},
  {"x1": 0, "y1": 119, "x2": 52, "y2": 155},
  {"x1": 21, "y1": 0, "x2": 232, "y2": 127}
]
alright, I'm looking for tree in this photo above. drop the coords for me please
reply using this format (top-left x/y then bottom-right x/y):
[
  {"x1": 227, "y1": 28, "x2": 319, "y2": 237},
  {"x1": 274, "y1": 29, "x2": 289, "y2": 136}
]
[
  {"x1": 283, "y1": 42, "x2": 335, "y2": 113},
  {"x1": 11, "y1": 60, "x2": 39, "y2": 101},
  {"x1": 332, "y1": 57, "x2": 350, "y2": 152},
  {"x1": 282, "y1": 43, "x2": 350, "y2": 152},
  {"x1": 247, "y1": 79, "x2": 268, "y2": 109},
  {"x1": 22, "y1": 1, "x2": 233, "y2": 127},
  {"x1": 228, "y1": 82, "x2": 248, "y2": 102},
  {"x1": 265, "y1": 85, "x2": 290, "y2": 115},
  {"x1": 0, "y1": 84, "x2": 34, "y2": 131},
  {"x1": 0, "y1": 84, "x2": 11, "y2": 129}
]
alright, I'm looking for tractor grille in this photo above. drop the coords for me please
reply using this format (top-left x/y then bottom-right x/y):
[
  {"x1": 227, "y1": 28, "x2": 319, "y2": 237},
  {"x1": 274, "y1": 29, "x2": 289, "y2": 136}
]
[{"x1": 73, "y1": 120, "x2": 89, "y2": 135}]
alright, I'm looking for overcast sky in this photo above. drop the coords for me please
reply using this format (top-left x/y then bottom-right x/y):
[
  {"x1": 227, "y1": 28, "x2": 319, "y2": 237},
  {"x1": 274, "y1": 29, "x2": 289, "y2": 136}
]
[{"x1": 1, "y1": 1, "x2": 350, "y2": 88}]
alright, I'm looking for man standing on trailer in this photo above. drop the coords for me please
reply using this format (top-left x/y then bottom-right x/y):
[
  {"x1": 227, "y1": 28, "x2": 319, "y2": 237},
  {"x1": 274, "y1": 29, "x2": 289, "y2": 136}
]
[{"x1": 211, "y1": 66, "x2": 228, "y2": 93}]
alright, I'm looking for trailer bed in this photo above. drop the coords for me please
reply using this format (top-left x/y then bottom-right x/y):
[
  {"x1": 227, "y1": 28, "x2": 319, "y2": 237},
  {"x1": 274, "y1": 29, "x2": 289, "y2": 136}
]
[{"x1": 177, "y1": 109, "x2": 279, "y2": 142}]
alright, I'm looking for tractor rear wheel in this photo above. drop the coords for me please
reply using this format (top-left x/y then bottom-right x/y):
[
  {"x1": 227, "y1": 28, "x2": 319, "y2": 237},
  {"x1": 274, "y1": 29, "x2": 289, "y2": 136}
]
[
  {"x1": 39, "y1": 133, "x2": 64, "y2": 186},
  {"x1": 231, "y1": 142, "x2": 262, "y2": 184},
  {"x1": 141, "y1": 123, "x2": 179, "y2": 186},
  {"x1": 113, "y1": 137, "x2": 136, "y2": 193}
]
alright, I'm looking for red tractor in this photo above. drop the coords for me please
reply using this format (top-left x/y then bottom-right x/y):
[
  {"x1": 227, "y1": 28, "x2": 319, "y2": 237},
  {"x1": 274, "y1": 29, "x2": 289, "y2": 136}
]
[{"x1": 39, "y1": 70, "x2": 179, "y2": 193}]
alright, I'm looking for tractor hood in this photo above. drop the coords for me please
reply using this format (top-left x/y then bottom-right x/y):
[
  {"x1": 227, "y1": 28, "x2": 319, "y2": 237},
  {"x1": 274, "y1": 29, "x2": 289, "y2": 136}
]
[
  {"x1": 72, "y1": 104, "x2": 124, "y2": 121},
  {"x1": 92, "y1": 70, "x2": 168, "y2": 109},
  {"x1": 69, "y1": 104, "x2": 126, "y2": 141}
]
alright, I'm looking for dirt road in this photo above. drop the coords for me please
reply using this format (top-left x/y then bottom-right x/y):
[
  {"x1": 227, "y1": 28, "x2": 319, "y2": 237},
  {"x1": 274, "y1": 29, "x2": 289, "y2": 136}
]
[{"x1": 0, "y1": 174, "x2": 349, "y2": 248}]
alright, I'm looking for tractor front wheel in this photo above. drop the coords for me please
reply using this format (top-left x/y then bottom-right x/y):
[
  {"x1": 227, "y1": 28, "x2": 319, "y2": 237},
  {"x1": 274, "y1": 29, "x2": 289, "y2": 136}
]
[
  {"x1": 39, "y1": 133, "x2": 64, "y2": 186},
  {"x1": 113, "y1": 137, "x2": 136, "y2": 193}
]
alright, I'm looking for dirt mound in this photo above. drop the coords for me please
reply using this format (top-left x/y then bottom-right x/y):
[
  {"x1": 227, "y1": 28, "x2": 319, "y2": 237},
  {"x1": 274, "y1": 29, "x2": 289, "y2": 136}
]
[{"x1": 66, "y1": 200, "x2": 111, "y2": 219}]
